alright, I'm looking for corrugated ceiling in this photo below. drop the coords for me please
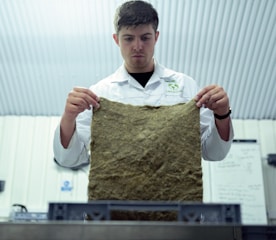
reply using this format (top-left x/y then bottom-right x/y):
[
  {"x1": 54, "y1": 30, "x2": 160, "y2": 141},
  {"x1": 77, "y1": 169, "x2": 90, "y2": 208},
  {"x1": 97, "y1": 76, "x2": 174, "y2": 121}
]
[{"x1": 0, "y1": 0, "x2": 275, "y2": 119}]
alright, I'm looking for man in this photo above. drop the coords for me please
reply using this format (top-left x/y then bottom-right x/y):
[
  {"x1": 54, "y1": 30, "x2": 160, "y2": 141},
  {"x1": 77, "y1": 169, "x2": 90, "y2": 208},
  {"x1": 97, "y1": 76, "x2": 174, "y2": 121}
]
[{"x1": 53, "y1": 0, "x2": 233, "y2": 169}]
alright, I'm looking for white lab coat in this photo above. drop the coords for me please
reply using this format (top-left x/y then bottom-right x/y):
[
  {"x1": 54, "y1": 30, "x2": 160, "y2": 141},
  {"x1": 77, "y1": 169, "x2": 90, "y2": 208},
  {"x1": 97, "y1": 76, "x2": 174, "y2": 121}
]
[{"x1": 53, "y1": 61, "x2": 233, "y2": 168}]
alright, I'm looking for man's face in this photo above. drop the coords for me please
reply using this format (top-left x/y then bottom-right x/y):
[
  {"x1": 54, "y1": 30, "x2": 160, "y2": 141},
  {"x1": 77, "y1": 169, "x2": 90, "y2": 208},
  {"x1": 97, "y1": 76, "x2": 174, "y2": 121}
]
[{"x1": 113, "y1": 24, "x2": 159, "y2": 73}]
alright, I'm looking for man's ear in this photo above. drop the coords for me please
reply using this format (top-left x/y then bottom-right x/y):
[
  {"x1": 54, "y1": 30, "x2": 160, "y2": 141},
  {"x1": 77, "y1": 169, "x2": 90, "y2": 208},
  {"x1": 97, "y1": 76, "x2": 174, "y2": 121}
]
[
  {"x1": 113, "y1": 33, "x2": 119, "y2": 45},
  {"x1": 155, "y1": 31, "x2": 160, "y2": 42}
]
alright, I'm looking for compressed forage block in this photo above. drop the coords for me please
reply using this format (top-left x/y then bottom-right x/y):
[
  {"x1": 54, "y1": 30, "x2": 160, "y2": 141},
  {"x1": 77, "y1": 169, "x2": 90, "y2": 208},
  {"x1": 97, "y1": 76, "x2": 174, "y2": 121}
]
[{"x1": 88, "y1": 98, "x2": 202, "y2": 220}]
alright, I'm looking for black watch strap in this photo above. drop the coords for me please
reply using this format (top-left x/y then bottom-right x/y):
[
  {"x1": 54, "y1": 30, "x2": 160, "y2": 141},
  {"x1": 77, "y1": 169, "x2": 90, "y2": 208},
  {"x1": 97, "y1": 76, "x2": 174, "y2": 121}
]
[{"x1": 214, "y1": 108, "x2": 232, "y2": 120}]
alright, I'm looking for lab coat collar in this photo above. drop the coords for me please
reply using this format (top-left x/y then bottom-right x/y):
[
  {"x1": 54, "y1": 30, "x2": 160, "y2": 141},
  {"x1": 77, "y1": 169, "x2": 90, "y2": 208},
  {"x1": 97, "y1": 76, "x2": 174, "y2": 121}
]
[{"x1": 110, "y1": 59, "x2": 176, "y2": 84}]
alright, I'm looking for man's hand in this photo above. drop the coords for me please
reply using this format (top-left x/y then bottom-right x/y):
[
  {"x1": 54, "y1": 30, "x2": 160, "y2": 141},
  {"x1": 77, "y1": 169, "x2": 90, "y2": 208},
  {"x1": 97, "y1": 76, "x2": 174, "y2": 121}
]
[
  {"x1": 194, "y1": 85, "x2": 231, "y2": 141},
  {"x1": 60, "y1": 87, "x2": 100, "y2": 148},
  {"x1": 194, "y1": 85, "x2": 230, "y2": 116},
  {"x1": 64, "y1": 87, "x2": 100, "y2": 120}
]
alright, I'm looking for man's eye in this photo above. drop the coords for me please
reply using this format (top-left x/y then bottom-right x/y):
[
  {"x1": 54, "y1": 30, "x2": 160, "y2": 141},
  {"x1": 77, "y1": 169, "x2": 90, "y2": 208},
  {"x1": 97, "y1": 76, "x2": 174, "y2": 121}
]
[
  {"x1": 124, "y1": 37, "x2": 133, "y2": 42},
  {"x1": 141, "y1": 36, "x2": 150, "y2": 41}
]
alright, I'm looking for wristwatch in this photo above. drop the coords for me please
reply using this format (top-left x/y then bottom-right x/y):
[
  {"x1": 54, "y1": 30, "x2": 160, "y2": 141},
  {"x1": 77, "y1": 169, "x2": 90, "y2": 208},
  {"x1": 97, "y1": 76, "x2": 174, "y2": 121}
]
[{"x1": 214, "y1": 107, "x2": 232, "y2": 120}]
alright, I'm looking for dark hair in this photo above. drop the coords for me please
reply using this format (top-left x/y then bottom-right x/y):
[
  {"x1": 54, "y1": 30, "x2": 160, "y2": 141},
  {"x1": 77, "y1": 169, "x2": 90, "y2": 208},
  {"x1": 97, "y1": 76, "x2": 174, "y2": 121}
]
[{"x1": 114, "y1": 0, "x2": 159, "y2": 34}]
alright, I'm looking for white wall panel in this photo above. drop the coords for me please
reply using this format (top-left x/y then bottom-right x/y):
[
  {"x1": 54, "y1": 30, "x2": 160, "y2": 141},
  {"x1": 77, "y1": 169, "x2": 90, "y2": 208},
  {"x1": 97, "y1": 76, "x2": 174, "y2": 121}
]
[
  {"x1": 258, "y1": 121, "x2": 276, "y2": 221},
  {"x1": 0, "y1": 116, "x2": 92, "y2": 218},
  {"x1": 0, "y1": 117, "x2": 276, "y2": 223}
]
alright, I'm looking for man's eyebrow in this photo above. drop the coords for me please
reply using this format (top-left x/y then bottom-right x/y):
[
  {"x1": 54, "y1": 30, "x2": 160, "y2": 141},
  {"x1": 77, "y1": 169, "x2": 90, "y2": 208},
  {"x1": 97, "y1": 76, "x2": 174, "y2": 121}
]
[
  {"x1": 122, "y1": 33, "x2": 153, "y2": 37},
  {"x1": 142, "y1": 33, "x2": 153, "y2": 36},
  {"x1": 122, "y1": 34, "x2": 134, "y2": 37}
]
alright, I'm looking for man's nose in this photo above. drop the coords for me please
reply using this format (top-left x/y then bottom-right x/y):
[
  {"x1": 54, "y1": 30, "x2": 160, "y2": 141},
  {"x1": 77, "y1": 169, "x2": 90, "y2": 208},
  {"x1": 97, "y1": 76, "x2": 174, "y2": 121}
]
[{"x1": 133, "y1": 39, "x2": 143, "y2": 51}]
